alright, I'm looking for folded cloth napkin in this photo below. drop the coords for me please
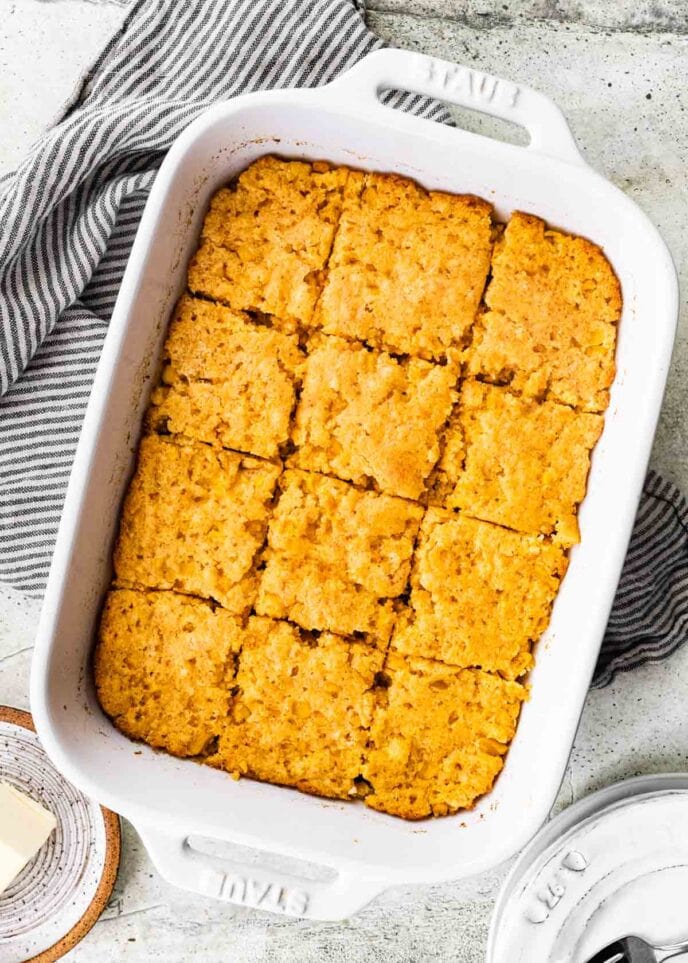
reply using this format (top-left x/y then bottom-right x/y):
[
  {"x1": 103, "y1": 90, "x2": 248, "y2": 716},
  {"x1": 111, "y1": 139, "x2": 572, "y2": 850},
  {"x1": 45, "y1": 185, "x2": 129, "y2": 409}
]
[{"x1": 0, "y1": 0, "x2": 685, "y2": 687}]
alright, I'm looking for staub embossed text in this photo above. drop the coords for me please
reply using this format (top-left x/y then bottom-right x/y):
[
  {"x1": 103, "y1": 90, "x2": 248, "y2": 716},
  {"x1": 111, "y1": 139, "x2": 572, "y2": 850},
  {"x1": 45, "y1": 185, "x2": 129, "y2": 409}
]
[
  {"x1": 413, "y1": 54, "x2": 520, "y2": 109},
  {"x1": 220, "y1": 874, "x2": 309, "y2": 915}
]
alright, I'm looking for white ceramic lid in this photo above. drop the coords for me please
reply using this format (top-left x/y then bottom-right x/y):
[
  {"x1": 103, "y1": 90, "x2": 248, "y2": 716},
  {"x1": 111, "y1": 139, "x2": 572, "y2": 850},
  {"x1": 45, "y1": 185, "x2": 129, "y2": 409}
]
[
  {"x1": 0, "y1": 708, "x2": 120, "y2": 962},
  {"x1": 488, "y1": 773, "x2": 688, "y2": 963}
]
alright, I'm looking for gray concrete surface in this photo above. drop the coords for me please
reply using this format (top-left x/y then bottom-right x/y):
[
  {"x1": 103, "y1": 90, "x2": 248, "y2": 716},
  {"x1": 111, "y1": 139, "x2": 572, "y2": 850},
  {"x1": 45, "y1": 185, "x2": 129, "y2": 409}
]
[
  {"x1": 1, "y1": 1, "x2": 687, "y2": 960},
  {"x1": 370, "y1": 0, "x2": 688, "y2": 31},
  {"x1": 0, "y1": 0, "x2": 130, "y2": 175}
]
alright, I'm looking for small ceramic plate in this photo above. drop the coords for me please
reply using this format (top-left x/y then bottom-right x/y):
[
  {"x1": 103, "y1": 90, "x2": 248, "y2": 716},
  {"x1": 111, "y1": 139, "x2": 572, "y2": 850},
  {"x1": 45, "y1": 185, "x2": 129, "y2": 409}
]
[
  {"x1": 488, "y1": 773, "x2": 688, "y2": 962},
  {"x1": 0, "y1": 707, "x2": 120, "y2": 962}
]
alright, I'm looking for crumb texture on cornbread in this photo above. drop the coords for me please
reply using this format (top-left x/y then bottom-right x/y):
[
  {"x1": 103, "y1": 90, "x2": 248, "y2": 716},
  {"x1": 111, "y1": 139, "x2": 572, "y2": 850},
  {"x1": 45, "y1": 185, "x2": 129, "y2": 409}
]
[
  {"x1": 392, "y1": 509, "x2": 568, "y2": 678},
  {"x1": 95, "y1": 589, "x2": 240, "y2": 757},
  {"x1": 290, "y1": 334, "x2": 458, "y2": 500},
  {"x1": 148, "y1": 295, "x2": 304, "y2": 458},
  {"x1": 113, "y1": 435, "x2": 280, "y2": 612},
  {"x1": 257, "y1": 469, "x2": 423, "y2": 643},
  {"x1": 208, "y1": 618, "x2": 384, "y2": 799},
  {"x1": 187, "y1": 156, "x2": 348, "y2": 324},
  {"x1": 469, "y1": 212, "x2": 621, "y2": 411},
  {"x1": 362, "y1": 653, "x2": 526, "y2": 819},
  {"x1": 432, "y1": 381, "x2": 603, "y2": 545},
  {"x1": 95, "y1": 157, "x2": 620, "y2": 821},
  {"x1": 314, "y1": 172, "x2": 494, "y2": 360}
]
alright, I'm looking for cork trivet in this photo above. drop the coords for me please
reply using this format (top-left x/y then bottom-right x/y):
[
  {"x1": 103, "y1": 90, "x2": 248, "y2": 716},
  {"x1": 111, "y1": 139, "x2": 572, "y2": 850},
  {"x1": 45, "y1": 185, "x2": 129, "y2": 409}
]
[{"x1": 0, "y1": 706, "x2": 121, "y2": 963}]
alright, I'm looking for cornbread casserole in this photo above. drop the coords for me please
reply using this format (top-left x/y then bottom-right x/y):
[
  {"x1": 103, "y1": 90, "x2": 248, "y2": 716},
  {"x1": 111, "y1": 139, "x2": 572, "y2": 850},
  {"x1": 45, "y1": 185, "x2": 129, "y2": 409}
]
[{"x1": 95, "y1": 155, "x2": 621, "y2": 820}]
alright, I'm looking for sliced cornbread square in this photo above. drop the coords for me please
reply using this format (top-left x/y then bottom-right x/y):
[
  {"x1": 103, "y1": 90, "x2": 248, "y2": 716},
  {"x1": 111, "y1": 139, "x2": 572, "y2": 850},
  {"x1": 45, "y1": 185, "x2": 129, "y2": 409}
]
[
  {"x1": 290, "y1": 334, "x2": 458, "y2": 500},
  {"x1": 114, "y1": 435, "x2": 280, "y2": 612},
  {"x1": 256, "y1": 469, "x2": 423, "y2": 643},
  {"x1": 362, "y1": 653, "x2": 526, "y2": 819},
  {"x1": 147, "y1": 295, "x2": 304, "y2": 459},
  {"x1": 95, "y1": 589, "x2": 240, "y2": 757},
  {"x1": 187, "y1": 156, "x2": 348, "y2": 325},
  {"x1": 210, "y1": 618, "x2": 384, "y2": 799},
  {"x1": 314, "y1": 171, "x2": 493, "y2": 360},
  {"x1": 469, "y1": 212, "x2": 621, "y2": 411},
  {"x1": 432, "y1": 381, "x2": 603, "y2": 545},
  {"x1": 392, "y1": 510, "x2": 568, "y2": 678},
  {"x1": 157, "y1": 294, "x2": 301, "y2": 383}
]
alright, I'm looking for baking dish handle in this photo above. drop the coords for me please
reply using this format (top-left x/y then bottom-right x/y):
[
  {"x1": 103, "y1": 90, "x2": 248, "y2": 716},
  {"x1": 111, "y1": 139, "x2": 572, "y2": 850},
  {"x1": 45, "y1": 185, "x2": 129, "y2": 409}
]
[
  {"x1": 136, "y1": 824, "x2": 388, "y2": 920},
  {"x1": 326, "y1": 48, "x2": 584, "y2": 166}
]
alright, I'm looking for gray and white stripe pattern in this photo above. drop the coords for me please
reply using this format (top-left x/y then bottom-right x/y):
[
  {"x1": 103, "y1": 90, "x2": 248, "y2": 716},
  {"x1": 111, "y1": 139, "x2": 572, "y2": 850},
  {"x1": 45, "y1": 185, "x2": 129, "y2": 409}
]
[
  {"x1": 0, "y1": 0, "x2": 684, "y2": 686},
  {"x1": 593, "y1": 471, "x2": 688, "y2": 687}
]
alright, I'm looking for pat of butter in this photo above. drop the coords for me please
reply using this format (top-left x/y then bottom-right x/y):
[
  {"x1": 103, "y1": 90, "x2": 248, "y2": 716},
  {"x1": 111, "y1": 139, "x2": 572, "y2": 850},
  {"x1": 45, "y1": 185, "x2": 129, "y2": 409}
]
[{"x1": 0, "y1": 782, "x2": 57, "y2": 895}]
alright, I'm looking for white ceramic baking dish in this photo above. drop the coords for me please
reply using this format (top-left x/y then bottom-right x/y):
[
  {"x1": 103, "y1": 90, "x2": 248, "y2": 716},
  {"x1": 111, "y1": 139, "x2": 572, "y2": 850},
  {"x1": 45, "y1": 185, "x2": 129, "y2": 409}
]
[{"x1": 31, "y1": 48, "x2": 678, "y2": 921}]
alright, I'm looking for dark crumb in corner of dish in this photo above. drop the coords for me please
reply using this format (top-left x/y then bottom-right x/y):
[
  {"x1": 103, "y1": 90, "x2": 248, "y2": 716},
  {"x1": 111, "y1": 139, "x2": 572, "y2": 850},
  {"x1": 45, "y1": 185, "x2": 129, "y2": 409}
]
[
  {"x1": 197, "y1": 735, "x2": 220, "y2": 759},
  {"x1": 352, "y1": 775, "x2": 374, "y2": 799}
]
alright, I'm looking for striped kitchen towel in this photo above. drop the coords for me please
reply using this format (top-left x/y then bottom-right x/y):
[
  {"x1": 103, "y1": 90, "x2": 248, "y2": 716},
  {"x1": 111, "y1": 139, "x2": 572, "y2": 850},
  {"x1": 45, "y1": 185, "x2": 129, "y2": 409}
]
[
  {"x1": 0, "y1": 0, "x2": 685, "y2": 687},
  {"x1": 594, "y1": 471, "x2": 688, "y2": 687}
]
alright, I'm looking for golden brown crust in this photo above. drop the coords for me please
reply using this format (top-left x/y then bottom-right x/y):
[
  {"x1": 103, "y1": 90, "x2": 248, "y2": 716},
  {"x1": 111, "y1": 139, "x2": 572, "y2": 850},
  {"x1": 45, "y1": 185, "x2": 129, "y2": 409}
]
[
  {"x1": 256, "y1": 469, "x2": 422, "y2": 643},
  {"x1": 113, "y1": 435, "x2": 280, "y2": 612},
  {"x1": 290, "y1": 334, "x2": 458, "y2": 500},
  {"x1": 207, "y1": 618, "x2": 384, "y2": 799},
  {"x1": 362, "y1": 653, "x2": 526, "y2": 819},
  {"x1": 314, "y1": 171, "x2": 493, "y2": 360},
  {"x1": 187, "y1": 156, "x2": 348, "y2": 325},
  {"x1": 431, "y1": 381, "x2": 603, "y2": 545},
  {"x1": 391, "y1": 510, "x2": 568, "y2": 678},
  {"x1": 469, "y1": 211, "x2": 620, "y2": 411}
]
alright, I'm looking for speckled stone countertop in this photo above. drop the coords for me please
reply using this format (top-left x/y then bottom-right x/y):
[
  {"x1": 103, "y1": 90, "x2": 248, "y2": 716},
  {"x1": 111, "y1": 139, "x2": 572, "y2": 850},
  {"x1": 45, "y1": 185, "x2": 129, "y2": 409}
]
[{"x1": 2, "y1": 1, "x2": 687, "y2": 959}]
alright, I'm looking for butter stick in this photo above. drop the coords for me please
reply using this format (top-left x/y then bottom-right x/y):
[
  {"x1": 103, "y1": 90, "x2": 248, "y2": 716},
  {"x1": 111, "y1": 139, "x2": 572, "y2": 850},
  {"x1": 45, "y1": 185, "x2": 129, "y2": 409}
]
[{"x1": 0, "y1": 782, "x2": 57, "y2": 894}]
